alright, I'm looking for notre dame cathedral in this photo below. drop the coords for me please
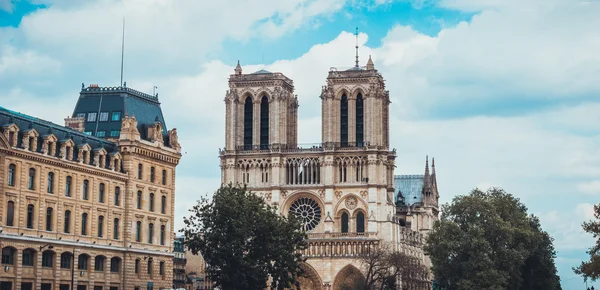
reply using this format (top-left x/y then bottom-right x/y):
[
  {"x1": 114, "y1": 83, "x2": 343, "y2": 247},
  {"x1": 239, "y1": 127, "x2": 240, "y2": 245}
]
[{"x1": 219, "y1": 55, "x2": 439, "y2": 290}]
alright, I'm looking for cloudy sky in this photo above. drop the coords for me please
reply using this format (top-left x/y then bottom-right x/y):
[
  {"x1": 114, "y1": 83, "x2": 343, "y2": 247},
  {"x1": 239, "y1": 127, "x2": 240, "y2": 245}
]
[{"x1": 1, "y1": 0, "x2": 599, "y2": 288}]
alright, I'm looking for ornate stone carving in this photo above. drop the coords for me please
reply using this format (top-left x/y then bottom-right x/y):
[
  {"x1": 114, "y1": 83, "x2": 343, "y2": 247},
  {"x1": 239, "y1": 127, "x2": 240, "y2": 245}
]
[
  {"x1": 318, "y1": 189, "x2": 325, "y2": 198},
  {"x1": 334, "y1": 191, "x2": 342, "y2": 199},
  {"x1": 360, "y1": 190, "x2": 368, "y2": 198},
  {"x1": 59, "y1": 144, "x2": 67, "y2": 159},
  {"x1": 281, "y1": 190, "x2": 288, "y2": 198},
  {"x1": 345, "y1": 196, "x2": 358, "y2": 210},
  {"x1": 168, "y1": 128, "x2": 180, "y2": 150}
]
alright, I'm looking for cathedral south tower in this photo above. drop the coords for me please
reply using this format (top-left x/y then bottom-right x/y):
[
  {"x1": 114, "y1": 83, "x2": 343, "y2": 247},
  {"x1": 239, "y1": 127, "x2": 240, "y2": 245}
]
[{"x1": 220, "y1": 56, "x2": 437, "y2": 290}]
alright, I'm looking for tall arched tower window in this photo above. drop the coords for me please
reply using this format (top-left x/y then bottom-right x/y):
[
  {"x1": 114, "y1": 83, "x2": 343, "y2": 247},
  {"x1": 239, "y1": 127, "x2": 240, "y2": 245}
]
[
  {"x1": 243, "y1": 96, "x2": 253, "y2": 149},
  {"x1": 340, "y1": 94, "x2": 348, "y2": 147},
  {"x1": 356, "y1": 93, "x2": 364, "y2": 146},
  {"x1": 260, "y1": 95, "x2": 269, "y2": 149},
  {"x1": 341, "y1": 212, "x2": 349, "y2": 233},
  {"x1": 356, "y1": 211, "x2": 365, "y2": 233}
]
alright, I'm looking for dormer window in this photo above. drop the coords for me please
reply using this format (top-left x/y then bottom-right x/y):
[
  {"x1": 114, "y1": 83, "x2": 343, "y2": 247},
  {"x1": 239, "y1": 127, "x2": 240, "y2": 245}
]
[
  {"x1": 8, "y1": 131, "x2": 15, "y2": 145},
  {"x1": 111, "y1": 112, "x2": 121, "y2": 121},
  {"x1": 99, "y1": 112, "x2": 109, "y2": 122}
]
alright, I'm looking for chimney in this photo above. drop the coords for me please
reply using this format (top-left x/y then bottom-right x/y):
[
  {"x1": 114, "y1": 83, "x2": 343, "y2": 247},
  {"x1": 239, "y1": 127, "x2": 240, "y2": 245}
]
[{"x1": 64, "y1": 116, "x2": 85, "y2": 132}]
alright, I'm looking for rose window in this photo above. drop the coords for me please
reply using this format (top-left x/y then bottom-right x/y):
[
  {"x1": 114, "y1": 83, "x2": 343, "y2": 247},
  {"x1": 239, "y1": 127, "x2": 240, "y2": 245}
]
[{"x1": 289, "y1": 197, "x2": 322, "y2": 231}]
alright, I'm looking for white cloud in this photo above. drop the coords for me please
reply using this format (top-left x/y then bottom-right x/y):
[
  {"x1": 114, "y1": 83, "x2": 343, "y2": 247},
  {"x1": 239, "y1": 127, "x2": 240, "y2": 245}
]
[
  {"x1": 538, "y1": 203, "x2": 597, "y2": 250},
  {"x1": 577, "y1": 181, "x2": 600, "y2": 196},
  {"x1": 0, "y1": 45, "x2": 61, "y2": 77},
  {"x1": 0, "y1": 0, "x2": 13, "y2": 13}
]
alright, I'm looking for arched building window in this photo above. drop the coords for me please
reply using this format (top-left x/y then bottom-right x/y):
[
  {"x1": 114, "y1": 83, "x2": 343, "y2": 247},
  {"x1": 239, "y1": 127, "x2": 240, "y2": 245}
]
[
  {"x1": 138, "y1": 163, "x2": 143, "y2": 179},
  {"x1": 78, "y1": 254, "x2": 89, "y2": 270},
  {"x1": 260, "y1": 95, "x2": 269, "y2": 149},
  {"x1": 150, "y1": 167, "x2": 155, "y2": 183},
  {"x1": 162, "y1": 169, "x2": 167, "y2": 185},
  {"x1": 341, "y1": 212, "x2": 349, "y2": 233},
  {"x1": 110, "y1": 257, "x2": 121, "y2": 273},
  {"x1": 160, "y1": 225, "x2": 166, "y2": 245},
  {"x1": 243, "y1": 96, "x2": 253, "y2": 149},
  {"x1": 22, "y1": 249, "x2": 35, "y2": 266},
  {"x1": 136, "y1": 221, "x2": 141, "y2": 242},
  {"x1": 148, "y1": 223, "x2": 154, "y2": 244},
  {"x1": 135, "y1": 259, "x2": 140, "y2": 273},
  {"x1": 99, "y1": 183, "x2": 105, "y2": 203},
  {"x1": 98, "y1": 215, "x2": 104, "y2": 237},
  {"x1": 94, "y1": 256, "x2": 105, "y2": 271},
  {"x1": 340, "y1": 94, "x2": 348, "y2": 147},
  {"x1": 1, "y1": 247, "x2": 15, "y2": 264},
  {"x1": 149, "y1": 193, "x2": 154, "y2": 212},
  {"x1": 161, "y1": 196, "x2": 166, "y2": 214},
  {"x1": 356, "y1": 211, "x2": 365, "y2": 233},
  {"x1": 41, "y1": 250, "x2": 54, "y2": 267},
  {"x1": 356, "y1": 93, "x2": 364, "y2": 146}
]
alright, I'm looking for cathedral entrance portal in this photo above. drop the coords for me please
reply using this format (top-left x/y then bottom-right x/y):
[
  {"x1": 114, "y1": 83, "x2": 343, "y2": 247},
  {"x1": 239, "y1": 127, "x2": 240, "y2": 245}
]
[
  {"x1": 295, "y1": 262, "x2": 323, "y2": 290},
  {"x1": 332, "y1": 265, "x2": 366, "y2": 290}
]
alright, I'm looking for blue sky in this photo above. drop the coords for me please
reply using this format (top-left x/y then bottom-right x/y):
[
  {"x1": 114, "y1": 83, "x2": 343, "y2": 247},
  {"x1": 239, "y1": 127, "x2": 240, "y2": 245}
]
[{"x1": 1, "y1": 0, "x2": 599, "y2": 289}]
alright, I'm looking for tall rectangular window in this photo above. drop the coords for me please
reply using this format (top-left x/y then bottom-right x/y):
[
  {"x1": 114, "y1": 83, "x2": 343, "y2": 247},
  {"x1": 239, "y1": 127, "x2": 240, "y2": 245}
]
[
  {"x1": 6, "y1": 201, "x2": 14, "y2": 226},
  {"x1": 47, "y1": 172, "x2": 54, "y2": 193},
  {"x1": 65, "y1": 176, "x2": 72, "y2": 197},
  {"x1": 7, "y1": 164, "x2": 16, "y2": 186},
  {"x1": 83, "y1": 180, "x2": 89, "y2": 200},
  {"x1": 87, "y1": 112, "x2": 97, "y2": 122},
  {"x1": 76, "y1": 113, "x2": 86, "y2": 119},
  {"x1": 136, "y1": 221, "x2": 141, "y2": 242},
  {"x1": 27, "y1": 204, "x2": 34, "y2": 229},
  {"x1": 113, "y1": 218, "x2": 119, "y2": 240},
  {"x1": 111, "y1": 112, "x2": 121, "y2": 121},
  {"x1": 162, "y1": 169, "x2": 167, "y2": 185},
  {"x1": 96, "y1": 131, "x2": 106, "y2": 137},
  {"x1": 110, "y1": 130, "x2": 120, "y2": 137},
  {"x1": 64, "y1": 210, "x2": 71, "y2": 233},
  {"x1": 46, "y1": 207, "x2": 53, "y2": 231},
  {"x1": 150, "y1": 167, "x2": 155, "y2": 183},
  {"x1": 99, "y1": 183, "x2": 105, "y2": 203},
  {"x1": 28, "y1": 168, "x2": 35, "y2": 190},
  {"x1": 81, "y1": 213, "x2": 88, "y2": 235},
  {"x1": 98, "y1": 216, "x2": 104, "y2": 238},
  {"x1": 99, "y1": 112, "x2": 109, "y2": 122}
]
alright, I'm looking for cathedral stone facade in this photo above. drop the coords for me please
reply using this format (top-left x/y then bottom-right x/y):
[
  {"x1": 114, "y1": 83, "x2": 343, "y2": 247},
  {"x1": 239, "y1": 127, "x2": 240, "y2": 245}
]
[
  {"x1": 0, "y1": 85, "x2": 181, "y2": 290},
  {"x1": 220, "y1": 58, "x2": 439, "y2": 289}
]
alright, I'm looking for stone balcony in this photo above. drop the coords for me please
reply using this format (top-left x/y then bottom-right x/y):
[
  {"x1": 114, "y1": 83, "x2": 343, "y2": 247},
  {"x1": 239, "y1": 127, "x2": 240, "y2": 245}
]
[{"x1": 303, "y1": 232, "x2": 378, "y2": 258}]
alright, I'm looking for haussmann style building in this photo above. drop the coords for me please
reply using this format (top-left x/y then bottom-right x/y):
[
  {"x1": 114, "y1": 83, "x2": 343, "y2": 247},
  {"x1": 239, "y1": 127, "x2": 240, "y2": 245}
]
[
  {"x1": 219, "y1": 56, "x2": 440, "y2": 290},
  {"x1": 0, "y1": 84, "x2": 182, "y2": 290}
]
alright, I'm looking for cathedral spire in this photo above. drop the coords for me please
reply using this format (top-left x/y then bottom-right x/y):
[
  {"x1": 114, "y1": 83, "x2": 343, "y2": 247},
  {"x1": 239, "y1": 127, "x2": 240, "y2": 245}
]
[
  {"x1": 354, "y1": 27, "x2": 359, "y2": 68},
  {"x1": 234, "y1": 60, "x2": 242, "y2": 75},
  {"x1": 366, "y1": 55, "x2": 374, "y2": 70},
  {"x1": 424, "y1": 155, "x2": 430, "y2": 180}
]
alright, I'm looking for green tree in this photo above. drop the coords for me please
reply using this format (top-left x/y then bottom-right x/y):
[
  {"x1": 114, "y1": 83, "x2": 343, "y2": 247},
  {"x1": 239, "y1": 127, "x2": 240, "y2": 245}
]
[
  {"x1": 574, "y1": 203, "x2": 600, "y2": 282},
  {"x1": 424, "y1": 188, "x2": 561, "y2": 290},
  {"x1": 182, "y1": 184, "x2": 308, "y2": 290}
]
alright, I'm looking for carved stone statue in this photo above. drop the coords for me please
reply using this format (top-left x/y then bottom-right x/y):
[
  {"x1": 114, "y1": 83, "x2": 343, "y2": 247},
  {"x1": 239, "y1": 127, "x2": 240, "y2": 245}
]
[
  {"x1": 59, "y1": 145, "x2": 67, "y2": 159},
  {"x1": 41, "y1": 141, "x2": 49, "y2": 155},
  {"x1": 168, "y1": 128, "x2": 180, "y2": 149},
  {"x1": 121, "y1": 115, "x2": 130, "y2": 130},
  {"x1": 93, "y1": 153, "x2": 99, "y2": 167},
  {"x1": 77, "y1": 149, "x2": 83, "y2": 162}
]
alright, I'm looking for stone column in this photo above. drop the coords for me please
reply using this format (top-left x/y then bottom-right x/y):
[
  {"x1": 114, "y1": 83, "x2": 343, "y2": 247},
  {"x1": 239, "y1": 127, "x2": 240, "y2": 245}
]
[{"x1": 348, "y1": 96, "x2": 356, "y2": 144}]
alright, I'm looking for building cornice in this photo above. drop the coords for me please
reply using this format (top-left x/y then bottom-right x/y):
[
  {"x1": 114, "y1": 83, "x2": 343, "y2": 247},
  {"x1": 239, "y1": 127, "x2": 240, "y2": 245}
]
[{"x1": 1, "y1": 147, "x2": 128, "y2": 181}]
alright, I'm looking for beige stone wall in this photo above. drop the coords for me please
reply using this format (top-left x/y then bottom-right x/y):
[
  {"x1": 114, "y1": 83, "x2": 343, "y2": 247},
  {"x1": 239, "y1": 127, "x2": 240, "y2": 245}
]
[{"x1": 0, "y1": 117, "x2": 181, "y2": 290}]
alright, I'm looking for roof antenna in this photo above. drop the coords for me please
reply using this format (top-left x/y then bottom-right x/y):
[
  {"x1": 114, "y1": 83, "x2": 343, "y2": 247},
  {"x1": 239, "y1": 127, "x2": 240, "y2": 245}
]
[
  {"x1": 120, "y1": 17, "x2": 125, "y2": 87},
  {"x1": 355, "y1": 27, "x2": 359, "y2": 68}
]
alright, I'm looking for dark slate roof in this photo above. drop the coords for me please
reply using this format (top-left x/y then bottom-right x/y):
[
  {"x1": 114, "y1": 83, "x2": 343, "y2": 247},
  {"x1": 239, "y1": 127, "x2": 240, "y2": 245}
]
[
  {"x1": 71, "y1": 85, "x2": 168, "y2": 143},
  {"x1": 251, "y1": 69, "x2": 272, "y2": 74},
  {"x1": 0, "y1": 106, "x2": 118, "y2": 162},
  {"x1": 394, "y1": 175, "x2": 424, "y2": 206}
]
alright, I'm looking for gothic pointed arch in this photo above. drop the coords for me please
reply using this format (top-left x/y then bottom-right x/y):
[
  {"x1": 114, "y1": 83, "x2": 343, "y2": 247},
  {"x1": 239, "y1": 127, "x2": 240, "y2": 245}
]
[
  {"x1": 243, "y1": 95, "x2": 253, "y2": 149},
  {"x1": 296, "y1": 262, "x2": 323, "y2": 290},
  {"x1": 260, "y1": 95, "x2": 269, "y2": 149},
  {"x1": 340, "y1": 94, "x2": 348, "y2": 146},
  {"x1": 332, "y1": 264, "x2": 366, "y2": 290}
]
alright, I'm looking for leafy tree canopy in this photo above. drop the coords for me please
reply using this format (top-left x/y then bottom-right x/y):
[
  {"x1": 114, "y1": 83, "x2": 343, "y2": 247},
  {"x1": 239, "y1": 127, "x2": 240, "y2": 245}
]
[
  {"x1": 424, "y1": 188, "x2": 561, "y2": 290},
  {"x1": 574, "y1": 203, "x2": 600, "y2": 282},
  {"x1": 182, "y1": 184, "x2": 308, "y2": 290}
]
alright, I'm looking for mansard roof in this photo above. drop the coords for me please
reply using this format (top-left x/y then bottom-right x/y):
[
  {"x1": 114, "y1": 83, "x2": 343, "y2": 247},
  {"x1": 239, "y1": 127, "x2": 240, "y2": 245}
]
[
  {"x1": 0, "y1": 105, "x2": 117, "y2": 154},
  {"x1": 71, "y1": 84, "x2": 169, "y2": 144},
  {"x1": 394, "y1": 175, "x2": 424, "y2": 206}
]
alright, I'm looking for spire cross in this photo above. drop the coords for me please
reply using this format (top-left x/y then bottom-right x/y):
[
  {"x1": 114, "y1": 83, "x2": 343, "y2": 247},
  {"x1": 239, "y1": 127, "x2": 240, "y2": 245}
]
[{"x1": 355, "y1": 27, "x2": 359, "y2": 68}]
